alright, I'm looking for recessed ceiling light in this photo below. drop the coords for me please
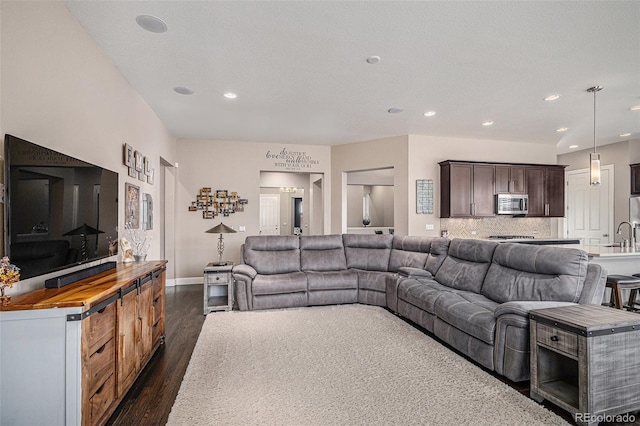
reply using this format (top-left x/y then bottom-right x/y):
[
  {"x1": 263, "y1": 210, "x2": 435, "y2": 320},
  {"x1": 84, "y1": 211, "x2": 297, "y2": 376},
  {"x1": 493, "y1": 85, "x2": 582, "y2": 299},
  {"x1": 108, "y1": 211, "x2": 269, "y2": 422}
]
[
  {"x1": 482, "y1": 121, "x2": 494, "y2": 126},
  {"x1": 423, "y1": 111, "x2": 436, "y2": 117},
  {"x1": 569, "y1": 145, "x2": 579, "y2": 149},
  {"x1": 174, "y1": 86, "x2": 193, "y2": 95},
  {"x1": 620, "y1": 133, "x2": 632, "y2": 137},
  {"x1": 136, "y1": 15, "x2": 168, "y2": 33},
  {"x1": 629, "y1": 105, "x2": 640, "y2": 111},
  {"x1": 556, "y1": 127, "x2": 569, "y2": 132},
  {"x1": 388, "y1": 107, "x2": 404, "y2": 114},
  {"x1": 366, "y1": 56, "x2": 381, "y2": 64},
  {"x1": 544, "y1": 94, "x2": 561, "y2": 101},
  {"x1": 223, "y1": 92, "x2": 237, "y2": 99}
]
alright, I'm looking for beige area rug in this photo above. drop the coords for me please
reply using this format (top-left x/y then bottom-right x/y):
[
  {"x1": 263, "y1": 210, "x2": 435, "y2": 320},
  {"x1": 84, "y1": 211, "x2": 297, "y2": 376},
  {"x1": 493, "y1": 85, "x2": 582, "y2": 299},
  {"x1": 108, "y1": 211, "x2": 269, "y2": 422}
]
[{"x1": 168, "y1": 304, "x2": 568, "y2": 426}]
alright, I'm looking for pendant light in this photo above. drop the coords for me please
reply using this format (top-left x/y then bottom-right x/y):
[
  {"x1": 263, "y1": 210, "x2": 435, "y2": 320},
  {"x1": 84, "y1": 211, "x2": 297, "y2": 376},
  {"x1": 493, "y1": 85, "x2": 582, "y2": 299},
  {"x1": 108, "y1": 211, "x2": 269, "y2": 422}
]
[{"x1": 587, "y1": 85, "x2": 603, "y2": 186}]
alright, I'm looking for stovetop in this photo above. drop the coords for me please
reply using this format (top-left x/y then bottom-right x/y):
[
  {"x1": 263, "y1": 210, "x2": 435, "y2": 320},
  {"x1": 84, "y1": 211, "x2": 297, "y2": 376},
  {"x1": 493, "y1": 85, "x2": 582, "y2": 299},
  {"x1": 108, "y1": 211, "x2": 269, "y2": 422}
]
[{"x1": 488, "y1": 235, "x2": 535, "y2": 240}]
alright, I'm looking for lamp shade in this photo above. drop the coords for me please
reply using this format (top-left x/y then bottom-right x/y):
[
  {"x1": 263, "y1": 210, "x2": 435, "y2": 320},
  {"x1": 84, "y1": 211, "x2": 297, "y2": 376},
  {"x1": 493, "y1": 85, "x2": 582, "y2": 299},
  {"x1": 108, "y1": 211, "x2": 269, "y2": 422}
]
[
  {"x1": 205, "y1": 223, "x2": 237, "y2": 234},
  {"x1": 63, "y1": 223, "x2": 104, "y2": 236}
]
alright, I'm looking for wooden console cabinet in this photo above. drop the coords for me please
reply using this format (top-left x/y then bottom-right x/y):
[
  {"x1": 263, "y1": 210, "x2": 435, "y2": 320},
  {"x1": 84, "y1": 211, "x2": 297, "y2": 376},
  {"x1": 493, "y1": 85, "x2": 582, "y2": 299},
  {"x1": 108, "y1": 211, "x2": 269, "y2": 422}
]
[{"x1": 0, "y1": 261, "x2": 167, "y2": 426}]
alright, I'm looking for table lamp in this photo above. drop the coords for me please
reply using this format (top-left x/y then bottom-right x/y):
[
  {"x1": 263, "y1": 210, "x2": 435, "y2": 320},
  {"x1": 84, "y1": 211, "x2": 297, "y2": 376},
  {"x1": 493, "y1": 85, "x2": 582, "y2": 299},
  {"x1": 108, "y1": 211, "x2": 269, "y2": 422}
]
[
  {"x1": 206, "y1": 222, "x2": 237, "y2": 265},
  {"x1": 63, "y1": 223, "x2": 104, "y2": 260}
]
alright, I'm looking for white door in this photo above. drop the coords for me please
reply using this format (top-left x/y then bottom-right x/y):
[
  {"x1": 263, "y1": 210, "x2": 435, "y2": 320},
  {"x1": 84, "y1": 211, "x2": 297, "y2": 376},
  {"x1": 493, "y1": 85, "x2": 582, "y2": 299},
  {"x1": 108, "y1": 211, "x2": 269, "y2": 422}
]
[
  {"x1": 259, "y1": 194, "x2": 280, "y2": 235},
  {"x1": 566, "y1": 166, "x2": 613, "y2": 245}
]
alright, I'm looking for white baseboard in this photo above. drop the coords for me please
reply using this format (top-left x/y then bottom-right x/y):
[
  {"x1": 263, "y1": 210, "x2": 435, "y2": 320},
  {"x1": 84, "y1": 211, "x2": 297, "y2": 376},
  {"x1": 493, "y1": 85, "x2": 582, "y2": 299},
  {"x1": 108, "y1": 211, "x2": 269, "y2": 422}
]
[{"x1": 169, "y1": 277, "x2": 204, "y2": 287}]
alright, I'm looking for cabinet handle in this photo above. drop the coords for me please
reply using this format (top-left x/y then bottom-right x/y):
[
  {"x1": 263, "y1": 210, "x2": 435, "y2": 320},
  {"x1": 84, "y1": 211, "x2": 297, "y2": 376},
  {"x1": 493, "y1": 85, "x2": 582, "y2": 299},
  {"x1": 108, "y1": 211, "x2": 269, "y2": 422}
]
[
  {"x1": 95, "y1": 342, "x2": 107, "y2": 354},
  {"x1": 550, "y1": 335, "x2": 559, "y2": 342},
  {"x1": 544, "y1": 204, "x2": 550, "y2": 216}
]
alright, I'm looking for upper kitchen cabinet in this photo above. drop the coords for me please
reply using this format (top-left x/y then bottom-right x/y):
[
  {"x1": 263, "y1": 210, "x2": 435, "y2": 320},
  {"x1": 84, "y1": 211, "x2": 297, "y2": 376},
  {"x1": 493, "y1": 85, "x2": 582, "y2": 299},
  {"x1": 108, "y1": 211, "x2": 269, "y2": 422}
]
[
  {"x1": 631, "y1": 163, "x2": 640, "y2": 195},
  {"x1": 525, "y1": 165, "x2": 566, "y2": 217},
  {"x1": 495, "y1": 165, "x2": 526, "y2": 193},
  {"x1": 440, "y1": 161, "x2": 495, "y2": 217}
]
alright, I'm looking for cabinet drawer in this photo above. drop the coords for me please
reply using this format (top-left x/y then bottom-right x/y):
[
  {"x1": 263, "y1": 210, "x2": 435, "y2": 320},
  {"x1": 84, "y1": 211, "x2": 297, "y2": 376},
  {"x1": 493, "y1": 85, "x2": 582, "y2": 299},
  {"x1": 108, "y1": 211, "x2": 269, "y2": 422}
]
[
  {"x1": 89, "y1": 373, "x2": 115, "y2": 425},
  {"x1": 87, "y1": 302, "x2": 116, "y2": 351},
  {"x1": 536, "y1": 323, "x2": 578, "y2": 357},
  {"x1": 87, "y1": 337, "x2": 116, "y2": 397},
  {"x1": 152, "y1": 318, "x2": 164, "y2": 344},
  {"x1": 153, "y1": 295, "x2": 164, "y2": 325},
  {"x1": 205, "y1": 272, "x2": 229, "y2": 284}
]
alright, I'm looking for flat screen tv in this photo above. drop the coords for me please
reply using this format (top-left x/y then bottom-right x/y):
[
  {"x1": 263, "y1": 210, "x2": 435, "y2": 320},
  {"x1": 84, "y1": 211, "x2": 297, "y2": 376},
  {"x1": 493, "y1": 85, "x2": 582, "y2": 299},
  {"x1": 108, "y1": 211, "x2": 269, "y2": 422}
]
[{"x1": 4, "y1": 134, "x2": 118, "y2": 279}]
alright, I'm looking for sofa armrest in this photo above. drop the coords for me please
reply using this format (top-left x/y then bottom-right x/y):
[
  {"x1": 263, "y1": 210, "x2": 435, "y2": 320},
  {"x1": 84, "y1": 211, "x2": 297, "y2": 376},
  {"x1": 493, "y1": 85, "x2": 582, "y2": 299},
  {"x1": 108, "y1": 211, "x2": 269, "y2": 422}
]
[
  {"x1": 232, "y1": 264, "x2": 258, "y2": 310},
  {"x1": 494, "y1": 301, "x2": 578, "y2": 319},
  {"x1": 232, "y1": 264, "x2": 257, "y2": 279},
  {"x1": 397, "y1": 267, "x2": 433, "y2": 279}
]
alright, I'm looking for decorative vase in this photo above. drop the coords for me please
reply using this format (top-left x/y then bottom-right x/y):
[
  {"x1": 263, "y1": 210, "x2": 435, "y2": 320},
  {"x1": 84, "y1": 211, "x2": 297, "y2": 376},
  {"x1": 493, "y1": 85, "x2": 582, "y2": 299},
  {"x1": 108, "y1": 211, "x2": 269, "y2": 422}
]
[{"x1": 134, "y1": 254, "x2": 147, "y2": 262}]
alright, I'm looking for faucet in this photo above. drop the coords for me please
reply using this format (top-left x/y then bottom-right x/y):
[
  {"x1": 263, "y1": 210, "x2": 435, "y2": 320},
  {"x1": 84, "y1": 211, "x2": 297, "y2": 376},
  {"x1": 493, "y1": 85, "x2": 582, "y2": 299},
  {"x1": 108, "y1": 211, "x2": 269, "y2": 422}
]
[{"x1": 616, "y1": 221, "x2": 635, "y2": 248}]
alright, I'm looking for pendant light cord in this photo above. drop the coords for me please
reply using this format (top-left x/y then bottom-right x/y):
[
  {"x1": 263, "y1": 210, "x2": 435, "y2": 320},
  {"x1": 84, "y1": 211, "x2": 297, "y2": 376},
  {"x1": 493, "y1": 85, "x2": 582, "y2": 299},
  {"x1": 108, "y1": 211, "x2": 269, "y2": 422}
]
[{"x1": 593, "y1": 88, "x2": 597, "y2": 154}]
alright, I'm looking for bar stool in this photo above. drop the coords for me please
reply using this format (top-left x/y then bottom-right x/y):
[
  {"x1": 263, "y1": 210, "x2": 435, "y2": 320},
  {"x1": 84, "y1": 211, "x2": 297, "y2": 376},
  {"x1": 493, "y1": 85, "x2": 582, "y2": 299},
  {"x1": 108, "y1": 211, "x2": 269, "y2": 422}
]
[
  {"x1": 604, "y1": 274, "x2": 640, "y2": 310},
  {"x1": 626, "y1": 273, "x2": 640, "y2": 312}
]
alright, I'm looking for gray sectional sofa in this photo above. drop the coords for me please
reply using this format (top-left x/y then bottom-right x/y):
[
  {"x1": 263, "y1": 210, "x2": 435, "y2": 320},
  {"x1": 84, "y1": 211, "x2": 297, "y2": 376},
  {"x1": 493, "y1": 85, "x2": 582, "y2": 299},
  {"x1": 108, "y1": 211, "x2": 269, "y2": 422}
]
[{"x1": 232, "y1": 234, "x2": 606, "y2": 382}]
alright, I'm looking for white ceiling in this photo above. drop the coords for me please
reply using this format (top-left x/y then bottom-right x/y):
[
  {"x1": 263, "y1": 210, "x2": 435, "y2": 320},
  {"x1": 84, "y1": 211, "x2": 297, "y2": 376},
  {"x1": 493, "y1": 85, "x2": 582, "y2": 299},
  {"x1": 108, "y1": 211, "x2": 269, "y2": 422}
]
[{"x1": 64, "y1": 1, "x2": 640, "y2": 154}]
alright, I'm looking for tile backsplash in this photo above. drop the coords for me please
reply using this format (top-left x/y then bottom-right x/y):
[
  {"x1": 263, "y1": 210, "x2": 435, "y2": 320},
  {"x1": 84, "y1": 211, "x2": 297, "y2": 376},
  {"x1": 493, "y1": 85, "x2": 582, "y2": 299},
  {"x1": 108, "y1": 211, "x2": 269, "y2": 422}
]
[{"x1": 440, "y1": 217, "x2": 552, "y2": 239}]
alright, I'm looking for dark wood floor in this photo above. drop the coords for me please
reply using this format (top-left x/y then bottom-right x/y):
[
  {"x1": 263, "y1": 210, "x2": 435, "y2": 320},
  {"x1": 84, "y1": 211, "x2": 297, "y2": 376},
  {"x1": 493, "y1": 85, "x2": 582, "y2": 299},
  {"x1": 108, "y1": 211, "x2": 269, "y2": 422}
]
[
  {"x1": 108, "y1": 285, "x2": 638, "y2": 426},
  {"x1": 106, "y1": 285, "x2": 205, "y2": 425}
]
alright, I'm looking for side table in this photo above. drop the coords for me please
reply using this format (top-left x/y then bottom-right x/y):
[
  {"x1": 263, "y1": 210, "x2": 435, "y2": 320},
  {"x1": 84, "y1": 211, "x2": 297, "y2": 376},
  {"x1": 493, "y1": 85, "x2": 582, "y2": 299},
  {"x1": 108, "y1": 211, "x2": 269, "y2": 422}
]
[
  {"x1": 203, "y1": 262, "x2": 234, "y2": 315},
  {"x1": 530, "y1": 304, "x2": 640, "y2": 425}
]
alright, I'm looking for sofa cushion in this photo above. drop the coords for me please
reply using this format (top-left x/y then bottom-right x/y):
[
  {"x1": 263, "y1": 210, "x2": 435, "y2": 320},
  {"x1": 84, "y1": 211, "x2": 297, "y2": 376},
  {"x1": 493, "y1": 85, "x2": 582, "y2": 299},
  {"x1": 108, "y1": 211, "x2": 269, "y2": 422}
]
[
  {"x1": 388, "y1": 236, "x2": 431, "y2": 272},
  {"x1": 300, "y1": 235, "x2": 347, "y2": 271},
  {"x1": 355, "y1": 270, "x2": 394, "y2": 292},
  {"x1": 425, "y1": 238, "x2": 451, "y2": 276},
  {"x1": 434, "y1": 239, "x2": 498, "y2": 293},
  {"x1": 243, "y1": 236, "x2": 301, "y2": 275},
  {"x1": 397, "y1": 278, "x2": 458, "y2": 314},
  {"x1": 343, "y1": 234, "x2": 393, "y2": 271},
  {"x1": 252, "y1": 272, "x2": 307, "y2": 296},
  {"x1": 482, "y1": 243, "x2": 588, "y2": 303},
  {"x1": 306, "y1": 270, "x2": 358, "y2": 291},
  {"x1": 434, "y1": 290, "x2": 499, "y2": 345}
]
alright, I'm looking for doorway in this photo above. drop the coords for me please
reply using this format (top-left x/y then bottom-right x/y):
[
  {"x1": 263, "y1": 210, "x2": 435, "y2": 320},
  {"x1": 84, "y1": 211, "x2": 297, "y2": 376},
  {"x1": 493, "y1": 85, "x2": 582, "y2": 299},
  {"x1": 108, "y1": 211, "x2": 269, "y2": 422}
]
[
  {"x1": 259, "y1": 194, "x2": 280, "y2": 235},
  {"x1": 259, "y1": 172, "x2": 324, "y2": 236},
  {"x1": 566, "y1": 166, "x2": 614, "y2": 245}
]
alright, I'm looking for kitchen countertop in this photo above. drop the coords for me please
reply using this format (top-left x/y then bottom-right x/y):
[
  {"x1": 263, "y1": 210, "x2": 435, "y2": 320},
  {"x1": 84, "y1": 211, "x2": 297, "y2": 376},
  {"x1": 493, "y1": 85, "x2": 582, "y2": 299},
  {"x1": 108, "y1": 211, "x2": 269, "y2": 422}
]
[
  {"x1": 480, "y1": 238, "x2": 640, "y2": 258},
  {"x1": 510, "y1": 243, "x2": 640, "y2": 258}
]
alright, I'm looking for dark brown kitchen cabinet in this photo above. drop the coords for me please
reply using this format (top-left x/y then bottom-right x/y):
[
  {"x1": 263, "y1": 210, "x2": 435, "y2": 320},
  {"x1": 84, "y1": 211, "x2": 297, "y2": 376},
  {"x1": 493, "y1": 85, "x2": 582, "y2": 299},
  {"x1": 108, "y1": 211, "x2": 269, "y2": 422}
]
[
  {"x1": 631, "y1": 163, "x2": 640, "y2": 195},
  {"x1": 439, "y1": 161, "x2": 494, "y2": 217},
  {"x1": 525, "y1": 165, "x2": 566, "y2": 217},
  {"x1": 473, "y1": 164, "x2": 496, "y2": 216},
  {"x1": 495, "y1": 165, "x2": 525, "y2": 193}
]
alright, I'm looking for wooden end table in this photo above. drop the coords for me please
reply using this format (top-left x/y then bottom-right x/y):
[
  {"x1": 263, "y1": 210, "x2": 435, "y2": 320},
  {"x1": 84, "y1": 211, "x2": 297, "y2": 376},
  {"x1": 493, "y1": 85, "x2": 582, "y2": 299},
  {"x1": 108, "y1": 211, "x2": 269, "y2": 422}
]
[
  {"x1": 203, "y1": 262, "x2": 234, "y2": 315},
  {"x1": 530, "y1": 304, "x2": 640, "y2": 425}
]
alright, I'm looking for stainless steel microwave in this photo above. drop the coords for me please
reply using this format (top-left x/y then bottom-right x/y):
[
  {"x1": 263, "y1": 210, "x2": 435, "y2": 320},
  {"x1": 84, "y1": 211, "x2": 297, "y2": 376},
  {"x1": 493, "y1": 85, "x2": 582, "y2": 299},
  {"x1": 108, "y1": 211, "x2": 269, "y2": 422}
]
[{"x1": 496, "y1": 193, "x2": 528, "y2": 215}]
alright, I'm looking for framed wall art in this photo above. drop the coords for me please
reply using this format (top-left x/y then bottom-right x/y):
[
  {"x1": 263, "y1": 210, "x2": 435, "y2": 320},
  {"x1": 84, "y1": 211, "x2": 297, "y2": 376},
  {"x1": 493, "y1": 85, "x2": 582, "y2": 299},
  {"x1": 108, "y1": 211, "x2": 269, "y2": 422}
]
[{"x1": 125, "y1": 182, "x2": 140, "y2": 228}]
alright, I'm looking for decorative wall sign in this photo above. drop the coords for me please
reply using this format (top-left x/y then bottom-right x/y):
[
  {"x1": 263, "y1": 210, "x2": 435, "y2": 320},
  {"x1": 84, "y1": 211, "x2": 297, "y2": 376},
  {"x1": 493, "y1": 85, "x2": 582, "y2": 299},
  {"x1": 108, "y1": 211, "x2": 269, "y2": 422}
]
[
  {"x1": 188, "y1": 187, "x2": 247, "y2": 219},
  {"x1": 416, "y1": 179, "x2": 434, "y2": 214},
  {"x1": 122, "y1": 143, "x2": 155, "y2": 185},
  {"x1": 265, "y1": 147, "x2": 320, "y2": 171}
]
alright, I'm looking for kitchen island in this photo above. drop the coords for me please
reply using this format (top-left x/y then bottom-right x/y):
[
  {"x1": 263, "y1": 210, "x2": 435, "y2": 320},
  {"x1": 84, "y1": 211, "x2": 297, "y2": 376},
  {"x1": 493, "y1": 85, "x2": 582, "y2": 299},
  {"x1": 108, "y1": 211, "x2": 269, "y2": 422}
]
[{"x1": 581, "y1": 245, "x2": 640, "y2": 276}]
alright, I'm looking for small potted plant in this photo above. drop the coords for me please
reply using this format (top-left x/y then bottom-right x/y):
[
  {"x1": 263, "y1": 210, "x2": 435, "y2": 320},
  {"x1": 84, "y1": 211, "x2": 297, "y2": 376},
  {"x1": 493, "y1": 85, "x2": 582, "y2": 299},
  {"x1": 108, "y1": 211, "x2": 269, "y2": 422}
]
[{"x1": 0, "y1": 256, "x2": 21, "y2": 305}]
